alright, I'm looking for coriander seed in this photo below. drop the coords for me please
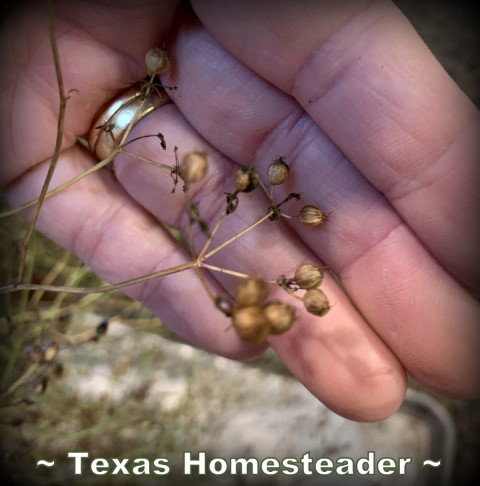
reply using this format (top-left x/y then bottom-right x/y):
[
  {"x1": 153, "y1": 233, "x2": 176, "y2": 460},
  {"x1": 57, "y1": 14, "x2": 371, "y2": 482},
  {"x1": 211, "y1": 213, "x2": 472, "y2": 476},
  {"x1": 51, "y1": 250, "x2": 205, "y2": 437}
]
[
  {"x1": 297, "y1": 205, "x2": 328, "y2": 226},
  {"x1": 179, "y1": 152, "x2": 208, "y2": 186},
  {"x1": 267, "y1": 157, "x2": 289, "y2": 185},
  {"x1": 236, "y1": 277, "x2": 269, "y2": 307},
  {"x1": 263, "y1": 300, "x2": 296, "y2": 335},
  {"x1": 145, "y1": 47, "x2": 170, "y2": 76},
  {"x1": 294, "y1": 264, "x2": 324, "y2": 289},
  {"x1": 232, "y1": 306, "x2": 271, "y2": 342},
  {"x1": 302, "y1": 288, "x2": 330, "y2": 316}
]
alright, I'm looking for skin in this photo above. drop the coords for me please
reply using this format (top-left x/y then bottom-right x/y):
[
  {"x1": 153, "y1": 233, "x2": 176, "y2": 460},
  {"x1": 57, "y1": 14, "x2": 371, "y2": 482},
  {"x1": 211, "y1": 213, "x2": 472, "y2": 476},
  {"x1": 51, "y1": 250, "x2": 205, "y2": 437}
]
[{"x1": 0, "y1": 0, "x2": 479, "y2": 422}]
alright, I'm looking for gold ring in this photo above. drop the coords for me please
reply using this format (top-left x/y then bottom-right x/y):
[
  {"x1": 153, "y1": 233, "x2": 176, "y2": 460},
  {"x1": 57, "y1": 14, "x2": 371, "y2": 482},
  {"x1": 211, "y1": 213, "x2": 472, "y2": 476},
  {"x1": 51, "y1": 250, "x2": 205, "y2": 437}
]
[{"x1": 89, "y1": 83, "x2": 172, "y2": 161}]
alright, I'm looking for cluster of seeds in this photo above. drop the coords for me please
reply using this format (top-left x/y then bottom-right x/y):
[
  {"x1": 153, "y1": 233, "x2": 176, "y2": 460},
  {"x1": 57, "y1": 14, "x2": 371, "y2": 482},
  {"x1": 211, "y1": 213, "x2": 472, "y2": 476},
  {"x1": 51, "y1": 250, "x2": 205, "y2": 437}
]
[
  {"x1": 174, "y1": 151, "x2": 331, "y2": 341},
  {"x1": 231, "y1": 278, "x2": 296, "y2": 342},
  {"x1": 109, "y1": 49, "x2": 333, "y2": 344},
  {"x1": 230, "y1": 263, "x2": 330, "y2": 343},
  {"x1": 279, "y1": 263, "x2": 330, "y2": 317}
]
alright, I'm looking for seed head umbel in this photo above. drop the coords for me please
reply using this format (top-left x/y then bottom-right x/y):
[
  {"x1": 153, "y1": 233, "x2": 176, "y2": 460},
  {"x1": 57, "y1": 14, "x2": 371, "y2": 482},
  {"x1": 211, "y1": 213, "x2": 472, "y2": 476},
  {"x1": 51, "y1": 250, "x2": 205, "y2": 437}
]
[
  {"x1": 267, "y1": 157, "x2": 290, "y2": 185},
  {"x1": 297, "y1": 205, "x2": 328, "y2": 226}
]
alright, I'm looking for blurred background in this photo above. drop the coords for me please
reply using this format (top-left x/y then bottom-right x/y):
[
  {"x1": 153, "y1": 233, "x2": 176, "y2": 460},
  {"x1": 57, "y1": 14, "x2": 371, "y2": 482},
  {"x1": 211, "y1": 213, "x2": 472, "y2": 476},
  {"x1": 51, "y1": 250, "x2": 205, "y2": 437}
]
[{"x1": 1, "y1": 1, "x2": 479, "y2": 485}]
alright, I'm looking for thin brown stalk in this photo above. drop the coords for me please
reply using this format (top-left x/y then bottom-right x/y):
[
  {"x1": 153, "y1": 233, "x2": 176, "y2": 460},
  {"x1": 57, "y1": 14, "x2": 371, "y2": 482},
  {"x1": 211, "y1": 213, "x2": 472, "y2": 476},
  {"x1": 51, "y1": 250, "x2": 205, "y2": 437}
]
[
  {"x1": 120, "y1": 149, "x2": 172, "y2": 171},
  {"x1": 0, "y1": 153, "x2": 117, "y2": 219},
  {"x1": 202, "y1": 212, "x2": 272, "y2": 260},
  {"x1": 0, "y1": 261, "x2": 196, "y2": 295},
  {"x1": 15, "y1": 1, "x2": 67, "y2": 283},
  {"x1": 197, "y1": 211, "x2": 227, "y2": 260}
]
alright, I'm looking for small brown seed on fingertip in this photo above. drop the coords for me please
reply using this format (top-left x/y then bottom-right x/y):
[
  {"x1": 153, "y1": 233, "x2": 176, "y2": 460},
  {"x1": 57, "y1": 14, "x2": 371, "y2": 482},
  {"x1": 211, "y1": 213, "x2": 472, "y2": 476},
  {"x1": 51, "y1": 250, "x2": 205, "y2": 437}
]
[
  {"x1": 263, "y1": 300, "x2": 296, "y2": 335},
  {"x1": 232, "y1": 306, "x2": 271, "y2": 342},
  {"x1": 294, "y1": 264, "x2": 324, "y2": 289},
  {"x1": 297, "y1": 205, "x2": 328, "y2": 226},
  {"x1": 302, "y1": 288, "x2": 330, "y2": 316},
  {"x1": 235, "y1": 277, "x2": 269, "y2": 307},
  {"x1": 179, "y1": 152, "x2": 208, "y2": 186}
]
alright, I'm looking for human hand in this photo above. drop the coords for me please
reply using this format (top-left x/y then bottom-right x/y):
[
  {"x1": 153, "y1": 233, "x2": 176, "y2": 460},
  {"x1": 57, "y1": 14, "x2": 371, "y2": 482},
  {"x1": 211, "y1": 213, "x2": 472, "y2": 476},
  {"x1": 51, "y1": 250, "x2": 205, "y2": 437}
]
[{"x1": 1, "y1": 0, "x2": 479, "y2": 422}]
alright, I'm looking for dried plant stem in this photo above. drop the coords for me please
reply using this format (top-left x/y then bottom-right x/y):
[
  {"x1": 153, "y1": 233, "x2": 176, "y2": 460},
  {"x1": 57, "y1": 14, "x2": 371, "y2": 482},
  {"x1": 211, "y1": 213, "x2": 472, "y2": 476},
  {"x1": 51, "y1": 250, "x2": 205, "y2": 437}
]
[
  {"x1": 0, "y1": 152, "x2": 117, "y2": 219},
  {"x1": 0, "y1": 364, "x2": 40, "y2": 401},
  {"x1": 0, "y1": 261, "x2": 196, "y2": 295},
  {"x1": 199, "y1": 263, "x2": 278, "y2": 286},
  {"x1": 199, "y1": 263, "x2": 251, "y2": 279},
  {"x1": 202, "y1": 212, "x2": 272, "y2": 260},
  {"x1": 118, "y1": 74, "x2": 155, "y2": 146},
  {"x1": 15, "y1": 0, "x2": 67, "y2": 284},
  {"x1": 30, "y1": 251, "x2": 71, "y2": 307},
  {"x1": 120, "y1": 149, "x2": 172, "y2": 171},
  {"x1": 197, "y1": 211, "x2": 227, "y2": 260}
]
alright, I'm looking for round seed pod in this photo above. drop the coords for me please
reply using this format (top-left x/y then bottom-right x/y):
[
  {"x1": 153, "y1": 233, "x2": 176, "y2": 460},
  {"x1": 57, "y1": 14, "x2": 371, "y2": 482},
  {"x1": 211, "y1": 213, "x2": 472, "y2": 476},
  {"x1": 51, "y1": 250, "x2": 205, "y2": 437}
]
[
  {"x1": 232, "y1": 306, "x2": 271, "y2": 342},
  {"x1": 302, "y1": 289, "x2": 330, "y2": 316},
  {"x1": 179, "y1": 152, "x2": 208, "y2": 185},
  {"x1": 235, "y1": 277, "x2": 269, "y2": 307},
  {"x1": 145, "y1": 47, "x2": 170, "y2": 76},
  {"x1": 297, "y1": 205, "x2": 328, "y2": 226},
  {"x1": 294, "y1": 264, "x2": 324, "y2": 289},
  {"x1": 263, "y1": 300, "x2": 296, "y2": 335},
  {"x1": 267, "y1": 157, "x2": 289, "y2": 185},
  {"x1": 234, "y1": 166, "x2": 259, "y2": 192}
]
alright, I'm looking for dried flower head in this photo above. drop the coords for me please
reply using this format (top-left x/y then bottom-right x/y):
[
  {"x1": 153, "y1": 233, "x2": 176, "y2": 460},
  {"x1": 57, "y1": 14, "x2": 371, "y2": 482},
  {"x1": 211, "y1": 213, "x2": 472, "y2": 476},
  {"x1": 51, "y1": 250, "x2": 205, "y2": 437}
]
[
  {"x1": 179, "y1": 152, "x2": 208, "y2": 187},
  {"x1": 294, "y1": 264, "x2": 324, "y2": 289},
  {"x1": 267, "y1": 157, "x2": 289, "y2": 185},
  {"x1": 297, "y1": 205, "x2": 328, "y2": 226},
  {"x1": 302, "y1": 288, "x2": 330, "y2": 316},
  {"x1": 145, "y1": 47, "x2": 170, "y2": 76},
  {"x1": 232, "y1": 306, "x2": 271, "y2": 342},
  {"x1": 263, "y1": 300, "x2": 296, "y2": 335},
  {"x1": 234, "y1": 166, "x2": 259, "y2": 193},
  {"x1": 235, "y1": 277, "x2": 269, "y2": 307}
]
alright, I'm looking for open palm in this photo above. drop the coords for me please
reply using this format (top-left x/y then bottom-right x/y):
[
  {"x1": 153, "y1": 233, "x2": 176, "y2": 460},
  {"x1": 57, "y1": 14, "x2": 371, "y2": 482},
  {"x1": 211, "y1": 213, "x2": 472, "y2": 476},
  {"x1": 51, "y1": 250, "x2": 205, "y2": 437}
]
[{"x1": 1, "y1": 0, "x2": 478, "y2": 421}]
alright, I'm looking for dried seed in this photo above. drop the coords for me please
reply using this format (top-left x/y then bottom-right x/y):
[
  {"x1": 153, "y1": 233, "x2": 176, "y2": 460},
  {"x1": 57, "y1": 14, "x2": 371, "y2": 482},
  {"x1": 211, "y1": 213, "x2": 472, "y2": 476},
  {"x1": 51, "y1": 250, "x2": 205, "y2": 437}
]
[
  {"x1": 236, "y1": 277, "x2": 269, "y2": 307},
  {"x1": 234, "y1": 166, "x2": 259, "y2": 192},
  {"x1": 302, "y1": 288, "x2": 330, "y2": 316},
  {"x1": 297, "y1": 205, "x2": 328, "y2": 226},
  {"x1": 232, "y1": 306, "x2": 271, "y2": 342},
  {"x1": 294, "y1": 264, "x2": 324, "y2": 289},
  {"x1": 263, "y1": 300, "x2": 296, "y2": 335},
  {"x1": 145, "y1": 47, "x2": 170, "y2": 76},
  {"x1": 267, "y1": 157, "x2": 289, "y2": 185},
  {"x1": 179, "y1": 152, "x2": 208, "y2": 186}
]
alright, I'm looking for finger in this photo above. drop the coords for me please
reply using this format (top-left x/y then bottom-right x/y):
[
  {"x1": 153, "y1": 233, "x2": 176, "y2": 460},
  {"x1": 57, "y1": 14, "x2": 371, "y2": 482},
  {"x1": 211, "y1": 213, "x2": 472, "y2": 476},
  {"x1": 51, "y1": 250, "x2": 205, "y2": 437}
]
[
  {"x1": 113, "y1": 102, "x2": 407, "y2": 422},
  {"x1": 191, "y1": 0, "x2": 480, "y2": 290},
  {"x1": 4, "y1": 145, "x2": 267, "y2": 360},
  {"x1": 157, "y1": 20, "x2": 480, "y2": 398},
  {"x1": 0, "y1": 0, "x2": 180, "y2": 187}
]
